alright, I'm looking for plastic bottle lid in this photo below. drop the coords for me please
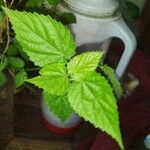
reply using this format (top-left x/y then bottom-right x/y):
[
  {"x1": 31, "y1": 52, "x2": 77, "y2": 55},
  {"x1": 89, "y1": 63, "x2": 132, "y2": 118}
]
[
  {"x1": 144, "y1": 135, "x2": 150, "y2": 149},
  {"x1": 64, "y1": 0, "x2": 119, "y2": 17}
]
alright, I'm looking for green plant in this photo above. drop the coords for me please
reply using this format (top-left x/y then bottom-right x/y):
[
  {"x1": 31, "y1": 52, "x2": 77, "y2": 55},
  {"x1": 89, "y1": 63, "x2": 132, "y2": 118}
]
[
  {"x1": 4, "y1": 8, "x2": 124, "y2": 149},
  {"x1": 26, "y1": 0, "x2": 62, "y2": 7},
  {"x1": 0, "y1": 1, "x2": 28, "y2": 90},
  {"x1": 119, "y1": 0, "x2": 140, "y2": 19},
  {"x1": 125, "y1": 1, "x2": 140, "y2": 19},
  {"x1": 0, "y1": 0, "x2": 75, "y2": 92},
  {"x1": 26, "y1": 0, "x2": 76, "y2": 25}
]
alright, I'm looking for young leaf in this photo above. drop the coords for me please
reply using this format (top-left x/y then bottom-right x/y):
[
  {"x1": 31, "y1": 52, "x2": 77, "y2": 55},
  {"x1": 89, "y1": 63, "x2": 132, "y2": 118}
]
[
  {"x1": 28, "y1": 63, "x2": 68, "y2": 95},
  {"x1": 0, "y1": 58, "x2": 7, "y2": 71},
  {"x1": 7, "y1": 57, "x2": 24, "y2": 69},
  {"x1": 40, "y1": 63, "x2": 66, "y2": 76},
  {"x1": 15, "y1": 70, "x2": 27, "y2": 88},
  {"x1": 68, "y1": 51, "x2": 103, "y2": 81},
  {"x1": 0, "y1": 72, "x2": 6, "y2": 86},
  {"x1": 101, "y1": 65, "x2": 123, "y2": 98},
  {"x1": 68, "y1": 72, "x2": 124, "y2": 150},
  {"x1": 28, "y1": 76, "x2": 68, "y2": 95},
  {"x1": 7, "y1": 44, "x2": 19, "y2": 56},
  {"x1": 26, "y1": 0, "x2": 43, "y2": 8},
  {"x1": 0, "y1": 10, "x2": 5, "y2": 22},
  {"x1": 7, "y1": 40, "x2": 29, "y2": 60},
  {"x1": 0, "y1": 0, "x2": 4, "y2": 6},
  {"x1": 43, "y1": 91, "x2": 74, "y2": 122},
  {"x1": 47, "y1": 0, "x2": 61, "y2": 5},
  {"x1": 5, "y1": 9, "x2": 76, "y2": 66},
  {"x1": 59, "y1": 13, "x2": 76, "y2": 25},
  {"x1": 125, "y1": 1, "x2": 140, "y2": 19}
]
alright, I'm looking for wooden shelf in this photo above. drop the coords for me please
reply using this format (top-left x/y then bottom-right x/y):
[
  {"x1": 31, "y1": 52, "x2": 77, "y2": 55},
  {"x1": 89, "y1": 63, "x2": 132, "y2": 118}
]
[
  {"x1": 6, "y1": 88, "x2": 147, "y2": 150},
  {"x1": 6, "y1": 137, "x2": 72, "y2": 150},
  {"x1": 10, "y1": 89, "x2": 97, "y2": 149}
]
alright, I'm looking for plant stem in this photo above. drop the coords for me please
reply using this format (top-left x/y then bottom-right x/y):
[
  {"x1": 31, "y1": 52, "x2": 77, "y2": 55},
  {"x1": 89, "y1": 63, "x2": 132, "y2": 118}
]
[
  {"x1": 10, "y1": 0, "x2": 15, "y2": 8},
  {"x1": 0, "y1": 27, "x2": 3, "y2": 43},
  {"x1": 3, "y1": 0, "x2": 10, "y2": 55},
  {"x1": 14, "y1": 86, "x2": 25, "y2": 94},
  {"x1": 3, "y1": 16, "x2": 10, "y2": 54},
  {"x1": 24, "y1": 83, "x2": 36, "y2": 93},
  {"x1": 8, "y1": 68, "x2": 15, "y2": 79},
  {"x1": 16, "y1": 0, "x2": 23, "y2": 7},
  {"x1": 25, "y1": 68, "x2": 40, "y2": 72}
]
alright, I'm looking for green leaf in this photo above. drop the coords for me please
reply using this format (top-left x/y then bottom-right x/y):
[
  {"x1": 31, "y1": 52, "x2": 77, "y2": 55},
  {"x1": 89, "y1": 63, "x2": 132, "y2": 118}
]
[
  {"x1": 101, "y1": 65, "x2": 123, "y2": 98},
  {"x1": 5, "y1": 9, "x2": 76, "y2": 67},
  {"x1": 0, "y1": 10, "x2": 5, "y2": 23},
  {"x1": 0, "y1": 0, "x2": 4, "y2": 6},
  {"x1": 0, "y1": 58, "x2": 7, "y2": 71},
  {"x1": 47, "y1": 0, "x2": 61, "y2": 5},
  {"x1": 0, "y1": 71, "x2": 6, "y2": 86},
  {"x1": 28, "y1": 76, "x2": 68, "y2": 95},
  {"x1": 40, "y1": 63, "x2": 66, "y2": 76},
  {"x1": 7, "y1": 57, "x2": 25, "y2": 69},
  {"x1": 68, "y1": 72, "x2": 124, "y2": 150},
  {"x1": 7, "y1": 40, "x2": 29, "y2": 60},
  {"x1": 19, "y1": 49, "x2": 29, "y2": 60},
  {"x1": 15, "y1": 70, "x2": 27, "y2": 88},
  {"x1": 28, "y1": 63, "x2": 68, "y2": 95},
  {"x1": 59, "y1": 13, "x2": 76, "y2": 25},
  {"x1": 43, "y1": 91, "x2": 74, "y2": 122},
  {"x1": 26, "y1": 0, "x2": 43, "y2": 8},
  {"x1": 7, "y1": 44, "x2": 19, "y2": 56},
  {"x1": 68, "y1": 51, "x2": 104, "y2": 81},
  {"x1": 125, "y1": 1, "x2": 140, "y2": 19}
]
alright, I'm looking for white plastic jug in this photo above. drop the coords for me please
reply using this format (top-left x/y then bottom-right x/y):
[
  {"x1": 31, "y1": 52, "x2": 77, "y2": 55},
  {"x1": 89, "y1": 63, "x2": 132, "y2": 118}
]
[{"x1": 58, "y1": 0, "x2": 137, "y2": 78}]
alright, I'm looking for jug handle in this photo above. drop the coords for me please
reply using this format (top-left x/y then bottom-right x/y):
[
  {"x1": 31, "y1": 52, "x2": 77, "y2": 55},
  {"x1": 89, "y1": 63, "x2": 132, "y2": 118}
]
[{"x1": 101, "y1": 17, "x2": 137, "y2": 79}]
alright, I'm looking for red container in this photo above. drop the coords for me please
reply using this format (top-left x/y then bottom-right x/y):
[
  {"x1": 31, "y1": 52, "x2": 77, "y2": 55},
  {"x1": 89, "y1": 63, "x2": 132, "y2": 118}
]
[{"x1": 41, "y1": 100, "x2": 82, "y2": 135}]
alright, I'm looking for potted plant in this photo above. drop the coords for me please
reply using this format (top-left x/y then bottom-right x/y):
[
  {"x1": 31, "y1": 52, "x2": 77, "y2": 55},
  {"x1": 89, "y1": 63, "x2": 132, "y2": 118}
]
[
  {"x1": 0, "y1": 0, "x2": 76, "y2": 90},
  {"x1": 4, "y1": 8, "x2": 124, "y2": 150},
  {"x1": 0, "y1": 0, "x2": 75, "y2": 148}
]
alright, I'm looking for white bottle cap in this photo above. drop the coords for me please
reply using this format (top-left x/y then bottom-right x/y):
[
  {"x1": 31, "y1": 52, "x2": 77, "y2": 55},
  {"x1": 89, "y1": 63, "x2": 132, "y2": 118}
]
[{"x1": 64, "y1": 0, "x2": 119, "y2": 17}]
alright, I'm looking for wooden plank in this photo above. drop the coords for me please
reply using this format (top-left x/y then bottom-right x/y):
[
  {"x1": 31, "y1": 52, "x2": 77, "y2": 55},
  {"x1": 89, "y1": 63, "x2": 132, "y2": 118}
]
[
  {"x1": 6, "y1": 137, "x2": 72, "y2": 150},
  {"x1": 0, "y1": 72, "x2": 14, "y2": 148},
  {"x1": 14, "y1": 89, "x2": 97, "y2": 142}
]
